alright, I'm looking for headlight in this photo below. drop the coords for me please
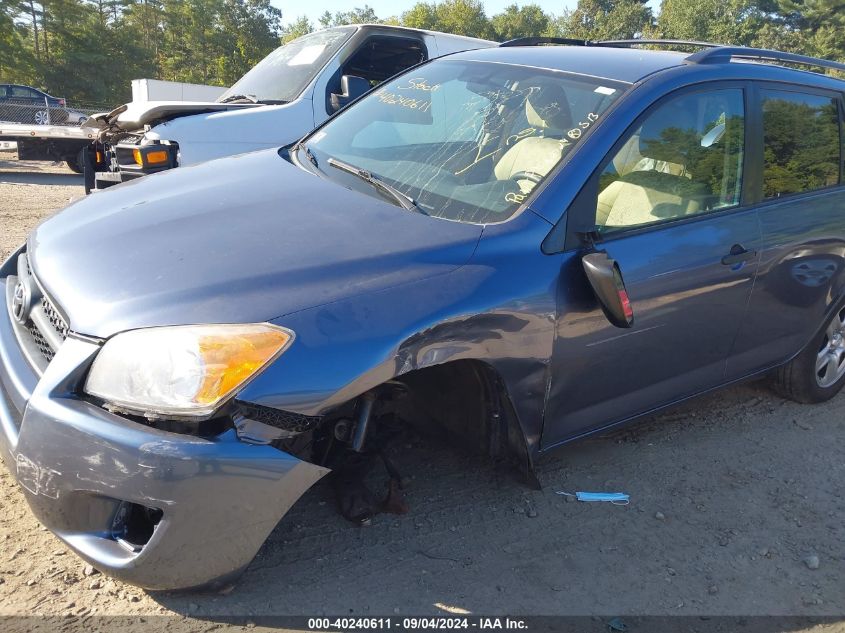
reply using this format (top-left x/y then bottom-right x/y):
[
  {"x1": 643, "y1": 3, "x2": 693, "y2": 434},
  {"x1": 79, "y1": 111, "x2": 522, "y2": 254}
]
[{"x1": 85, "y1": 324, "x2": 293, "y2": 418}]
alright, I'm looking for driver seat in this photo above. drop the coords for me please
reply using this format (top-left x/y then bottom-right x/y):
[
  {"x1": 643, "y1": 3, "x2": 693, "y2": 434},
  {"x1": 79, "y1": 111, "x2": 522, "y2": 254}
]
[{"x1": 494, "y1": 84, "x2": 573, "y2": 191}]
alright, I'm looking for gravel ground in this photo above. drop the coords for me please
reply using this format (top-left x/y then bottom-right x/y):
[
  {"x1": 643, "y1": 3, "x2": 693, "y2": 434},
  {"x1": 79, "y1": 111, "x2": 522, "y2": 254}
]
[{"x1": 1, "y1": 158, "x2": 845, "y2": 631}]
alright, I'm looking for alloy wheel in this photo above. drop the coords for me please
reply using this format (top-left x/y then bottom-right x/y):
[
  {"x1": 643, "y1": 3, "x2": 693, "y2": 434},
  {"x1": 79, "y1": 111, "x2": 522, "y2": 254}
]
[{"x1": 816, "y1": 307, "x2": 845, "y2": 388}]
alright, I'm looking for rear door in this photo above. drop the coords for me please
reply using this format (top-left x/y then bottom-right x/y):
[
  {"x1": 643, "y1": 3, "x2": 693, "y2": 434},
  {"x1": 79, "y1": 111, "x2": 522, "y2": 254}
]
[
  {"x1": 726, "y1": 84, "x2": 845, "y2": 379},
  {"x1": 543, "y1": 83, "x2": 762, "y2": 447}
]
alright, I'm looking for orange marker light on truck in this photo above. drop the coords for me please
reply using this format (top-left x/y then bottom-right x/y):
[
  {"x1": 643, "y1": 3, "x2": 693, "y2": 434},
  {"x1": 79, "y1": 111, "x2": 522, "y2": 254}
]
[
  {"x1": 145, "y1": 150, "x2": 170, "y2": 165},
  {"x1": 133, "y1": 148, "x2": 170, "y2": 167}
]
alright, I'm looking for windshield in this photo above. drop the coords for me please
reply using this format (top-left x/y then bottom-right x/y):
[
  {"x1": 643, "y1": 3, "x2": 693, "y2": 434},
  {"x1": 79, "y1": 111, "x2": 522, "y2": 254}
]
[
  {"x1": 218, "y1": 27, "x2": 355, "y2": 104},
  {"x1": 302, "y1": 59, "x2": 627, "y2": 224}
]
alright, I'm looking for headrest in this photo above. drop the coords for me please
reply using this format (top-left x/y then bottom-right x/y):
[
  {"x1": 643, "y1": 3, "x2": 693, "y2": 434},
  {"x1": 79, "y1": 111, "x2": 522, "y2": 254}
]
[
  {"x1": 638, "y1": 103, "x2": 700, "y2": 164},
  {"x1": 525, "y1": 84, "x2": 572, "y2": 131}
]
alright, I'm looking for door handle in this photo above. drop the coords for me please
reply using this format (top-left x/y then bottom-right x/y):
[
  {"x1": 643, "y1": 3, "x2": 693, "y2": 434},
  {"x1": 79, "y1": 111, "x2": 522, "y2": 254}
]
[{"x1": 721, "y1": 244, "x2": 757, "y2": 266}]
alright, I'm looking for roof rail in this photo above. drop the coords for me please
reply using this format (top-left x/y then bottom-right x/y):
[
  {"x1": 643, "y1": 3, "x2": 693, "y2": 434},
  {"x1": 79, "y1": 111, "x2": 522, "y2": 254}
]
[
  {"x1": 499, "y1": 37, "x2": 726, "y2": 50},
  {"x1": 597, "y1": 39, "x2": 725, "y2": 49},
  {"x1": 687, "y1": 46, "x2": 845, "y2": 73},
  {"x1": 497, "y1": 37, "x2": 845, "y2": 74},
  {"x1": 500, "y1": 36, "x2": 592, "y2": 47}
]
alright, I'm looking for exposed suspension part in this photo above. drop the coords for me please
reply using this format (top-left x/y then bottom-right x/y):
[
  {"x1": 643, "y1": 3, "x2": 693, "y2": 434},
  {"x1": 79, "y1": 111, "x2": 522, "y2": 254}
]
[{"x1": 321, "y1": 383, "x2": 410, "y2": 524}]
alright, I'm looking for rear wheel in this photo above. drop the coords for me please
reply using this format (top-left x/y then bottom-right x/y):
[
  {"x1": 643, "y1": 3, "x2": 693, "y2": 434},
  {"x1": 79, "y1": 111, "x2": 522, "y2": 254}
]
[
  {"x1": 33, "y1": 109, "x2": 50, "y2": 125},
  {"x1": 65, "y1": 148, "x2": 85, "y2": 174},
  {"x1": 772, "y1": 304, "x2": 845, "y2": 403}
]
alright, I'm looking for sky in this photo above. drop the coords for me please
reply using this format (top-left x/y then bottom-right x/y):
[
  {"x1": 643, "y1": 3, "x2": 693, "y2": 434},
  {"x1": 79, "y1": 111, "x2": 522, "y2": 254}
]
[{"x1": 271, "y1": 1, "x2": 582, "y2": 28}]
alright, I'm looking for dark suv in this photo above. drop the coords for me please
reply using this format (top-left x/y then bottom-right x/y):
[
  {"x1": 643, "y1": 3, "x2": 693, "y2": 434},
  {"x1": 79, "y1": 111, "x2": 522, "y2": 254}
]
[
  {"x1": 2, "y1": 40, "x2": 845, "y2": 591},
  {"x1": 0, "y1": 84, "x2": 69, "y2": 124}
]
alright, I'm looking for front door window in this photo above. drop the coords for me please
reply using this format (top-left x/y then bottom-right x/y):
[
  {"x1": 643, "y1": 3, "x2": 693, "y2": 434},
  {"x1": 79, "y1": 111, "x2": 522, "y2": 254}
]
[{"x1": 595, "y1": 89, "x2": 745, "y2": 233}]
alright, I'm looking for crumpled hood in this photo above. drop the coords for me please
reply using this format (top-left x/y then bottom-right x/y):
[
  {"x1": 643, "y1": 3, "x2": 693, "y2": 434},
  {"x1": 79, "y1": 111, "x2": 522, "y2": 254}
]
[
  {"x1": 28, "y1": 150, "x2": 482, "y2": 339},
  {"x1": 85, "y1": 100, "x2": 259, "y2": 131}
]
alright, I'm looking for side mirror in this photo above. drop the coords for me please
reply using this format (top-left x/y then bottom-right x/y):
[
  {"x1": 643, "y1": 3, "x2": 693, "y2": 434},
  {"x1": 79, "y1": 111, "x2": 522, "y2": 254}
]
[
  {"x1": 582, "y1": 251, "x2": 634, "y2": 328},
  {"x1": 330, "y1": 75, "x2": 371, "y2": 112}
]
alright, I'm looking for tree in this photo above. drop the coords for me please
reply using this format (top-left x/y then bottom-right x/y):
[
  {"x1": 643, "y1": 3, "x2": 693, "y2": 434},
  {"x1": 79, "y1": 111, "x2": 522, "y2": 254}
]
[
  {"x1": 491, "y1": 4, "x2": 552, "y2": 41},
  {"x1": 774, "y1": 0, "x2": 845, "y2": 61},
  {"x1": 216, "y1": 0, "x2": 282, "y2": 84},
  {"x1": 403, "y1": 0, "x2": 494, "y2": 39},
  {"x1": 559, "y1": 0, "x2": 652, "y2": 41},
  {"x1": 0, "y1": 1, "x2": 33, "y2": 79},
  {"x1": 281, "y1": 15, "x2": 312, "y2": 44},
  {"x1": 318, "y1": 4, "x2": 379, "y2": 28},
  {"x1": 155, "y1": 0, "x2": 279, "y2": 87},
  {"x1": 655, "y1": 0, "x2": 767, "y2": 46},
  {"x1": 401, "y1": 2, "x2": 437, "y2": 30}
]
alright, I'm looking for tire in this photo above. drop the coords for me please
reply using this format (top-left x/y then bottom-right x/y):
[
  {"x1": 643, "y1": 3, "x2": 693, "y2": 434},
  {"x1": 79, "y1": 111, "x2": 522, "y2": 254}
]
[
  {"x1": 772, "y1": 303, "x2": 845, "y2": 403},
  {"x1": 65, "y1": 148, "x2": 86, "y2": 174}
]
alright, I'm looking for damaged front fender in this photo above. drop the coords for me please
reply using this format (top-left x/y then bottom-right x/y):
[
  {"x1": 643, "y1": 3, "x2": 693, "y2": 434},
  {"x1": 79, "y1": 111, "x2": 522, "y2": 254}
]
[{"x1": 238, "y1": 209, "x2": 560, "y2": 467}]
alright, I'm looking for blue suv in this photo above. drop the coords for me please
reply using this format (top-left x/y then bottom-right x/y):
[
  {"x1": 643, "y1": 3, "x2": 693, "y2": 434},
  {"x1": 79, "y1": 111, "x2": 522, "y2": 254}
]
[{"x1": 1, "y1": 40, "x2": 844, "y2": 590}]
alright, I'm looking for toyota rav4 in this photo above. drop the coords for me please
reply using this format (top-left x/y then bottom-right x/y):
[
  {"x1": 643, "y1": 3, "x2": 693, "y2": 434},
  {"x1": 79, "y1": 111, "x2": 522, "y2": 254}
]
[{"x1": 2, "y1": 38, "x2": 845, "y2": 590}]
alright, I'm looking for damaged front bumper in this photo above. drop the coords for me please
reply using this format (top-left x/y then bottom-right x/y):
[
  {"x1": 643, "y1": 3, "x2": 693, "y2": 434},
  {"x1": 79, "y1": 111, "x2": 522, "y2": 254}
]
[{"x1": 0, "y1": 275, "x2": 328, "y2": 591}]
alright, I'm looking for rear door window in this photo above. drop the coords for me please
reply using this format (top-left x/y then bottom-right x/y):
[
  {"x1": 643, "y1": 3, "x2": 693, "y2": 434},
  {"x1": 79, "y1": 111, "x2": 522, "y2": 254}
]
[{"x1": 762, "y1": 89, "x2": 841, "y2": 198}]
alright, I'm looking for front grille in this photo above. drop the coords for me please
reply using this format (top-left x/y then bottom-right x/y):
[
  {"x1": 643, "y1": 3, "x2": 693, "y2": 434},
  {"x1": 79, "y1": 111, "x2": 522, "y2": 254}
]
[
  {"x1": 9, "y1": 252, "x2": 70, "y2": 366},
  {"x1": 28, "y1": 322, "x2": 54, "y2": 362},
  {"x1": 40, "y1": 295, "x2": 69, "y2": 340},
  {"x1": 26, "y1": 294, "x2": 69, "y2": 363}
]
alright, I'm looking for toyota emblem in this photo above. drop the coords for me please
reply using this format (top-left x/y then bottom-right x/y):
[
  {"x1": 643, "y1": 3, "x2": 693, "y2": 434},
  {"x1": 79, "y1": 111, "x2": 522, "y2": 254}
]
[{"x1": 11, "y1": 280, "x2": 31, "y2": 325}]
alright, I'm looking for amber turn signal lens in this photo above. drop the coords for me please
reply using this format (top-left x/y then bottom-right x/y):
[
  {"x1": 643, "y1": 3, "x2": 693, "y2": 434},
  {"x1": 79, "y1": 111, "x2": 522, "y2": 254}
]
[
  {"x1": 195, "y1": 328, "x2": 292, "y2": 405},
  {"x1": 145, "y1": 150, "x2": 170, "y2": 165},
  {"x1": 132, "y1": 148, "x2": 169, "y2": 166}
]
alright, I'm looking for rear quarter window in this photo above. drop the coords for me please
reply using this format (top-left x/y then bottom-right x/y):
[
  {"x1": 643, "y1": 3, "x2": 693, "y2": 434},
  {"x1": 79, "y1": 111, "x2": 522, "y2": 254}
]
[{"x1": 762, "y1": 89, "x2": 842, "y2": 198}]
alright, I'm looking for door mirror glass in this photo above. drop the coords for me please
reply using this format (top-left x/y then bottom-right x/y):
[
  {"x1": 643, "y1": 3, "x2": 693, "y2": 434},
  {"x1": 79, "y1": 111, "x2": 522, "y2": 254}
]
[{"x1": 331, "y1": 75, "x2": 371, "y2": 112}]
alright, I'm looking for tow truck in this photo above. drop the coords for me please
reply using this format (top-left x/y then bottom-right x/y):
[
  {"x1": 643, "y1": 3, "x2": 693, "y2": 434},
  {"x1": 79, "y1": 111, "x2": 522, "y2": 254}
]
[{"x1": 0, "y1": 122, "x2": 96, "y2": 173}]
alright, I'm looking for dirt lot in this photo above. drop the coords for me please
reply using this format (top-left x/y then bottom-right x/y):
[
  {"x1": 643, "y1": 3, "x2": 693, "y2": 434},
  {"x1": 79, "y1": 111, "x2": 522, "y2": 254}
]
[{"x1": 0, "y1": 158, "x2": 844, "y2": 629}]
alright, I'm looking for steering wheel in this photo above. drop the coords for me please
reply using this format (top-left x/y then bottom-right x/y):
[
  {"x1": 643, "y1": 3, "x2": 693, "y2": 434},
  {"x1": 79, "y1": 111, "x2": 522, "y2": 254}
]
[{"x1": 510, "y1": 170, "x2": 543, "y2": 184}]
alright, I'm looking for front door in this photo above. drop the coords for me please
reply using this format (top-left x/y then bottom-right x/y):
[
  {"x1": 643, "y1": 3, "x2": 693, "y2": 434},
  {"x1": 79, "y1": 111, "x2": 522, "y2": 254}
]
[{"x1": 543, "y1": 85, "x2": 761, "y2": 447}]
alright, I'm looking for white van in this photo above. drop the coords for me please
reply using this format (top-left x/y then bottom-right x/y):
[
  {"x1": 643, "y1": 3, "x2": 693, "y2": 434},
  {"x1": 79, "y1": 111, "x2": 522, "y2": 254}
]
[{"x1": 86, "y1": 25, "x2": 495, "y2": 191}]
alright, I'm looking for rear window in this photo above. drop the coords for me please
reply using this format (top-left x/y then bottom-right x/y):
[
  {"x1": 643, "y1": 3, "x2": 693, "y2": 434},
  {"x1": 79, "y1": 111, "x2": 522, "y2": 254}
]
[{"x1": 762, "y1": 89, "x2": 842, "y2": 198}]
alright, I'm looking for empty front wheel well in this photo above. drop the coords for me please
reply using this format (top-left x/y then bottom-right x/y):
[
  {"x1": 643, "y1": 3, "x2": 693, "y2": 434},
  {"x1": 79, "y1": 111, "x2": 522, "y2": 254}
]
[
  {"x1": 282, "y1": 360, "x2": 538, "y2": 487},
  {"x1": 391, "y1": 360, "x2": 537, "y2": 485}
]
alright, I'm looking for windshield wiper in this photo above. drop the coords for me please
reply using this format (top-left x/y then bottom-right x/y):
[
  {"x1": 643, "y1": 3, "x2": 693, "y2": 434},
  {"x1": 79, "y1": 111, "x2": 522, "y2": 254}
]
[
  {"x1": 327, "y1": 157, "x2": 426, "y2": 215},
  {"x1": 218, "y1": 94, "x2": 259, "y2": 104}
]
